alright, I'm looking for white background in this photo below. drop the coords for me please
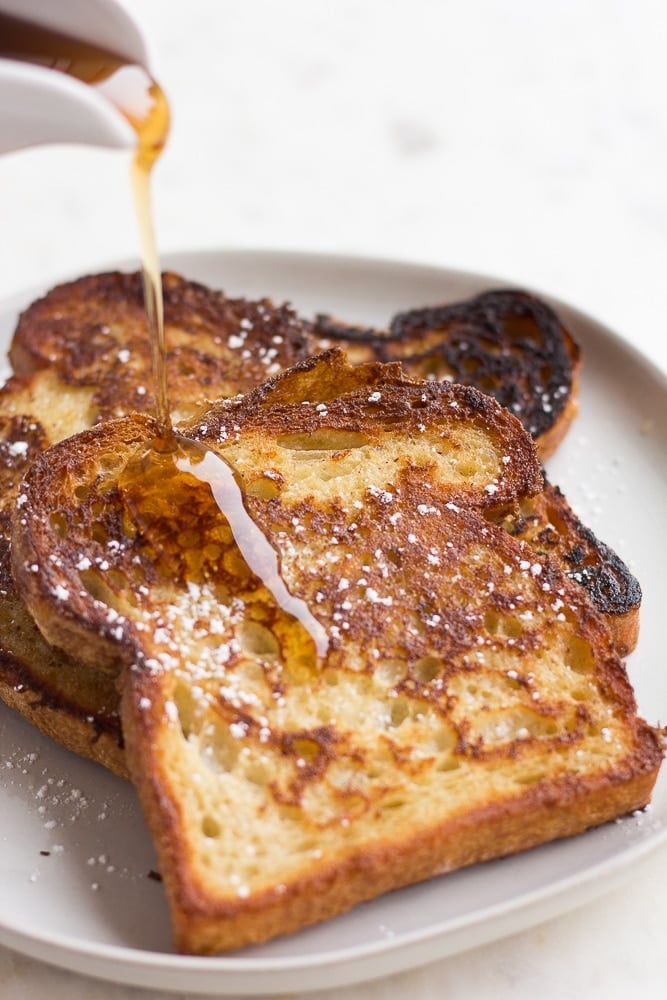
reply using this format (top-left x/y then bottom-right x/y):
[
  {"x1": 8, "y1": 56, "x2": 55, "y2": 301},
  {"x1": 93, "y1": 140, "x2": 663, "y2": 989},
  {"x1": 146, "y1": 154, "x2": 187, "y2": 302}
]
[{"x1": 1, "y1": 1, "x2": 667, "y2": 997}]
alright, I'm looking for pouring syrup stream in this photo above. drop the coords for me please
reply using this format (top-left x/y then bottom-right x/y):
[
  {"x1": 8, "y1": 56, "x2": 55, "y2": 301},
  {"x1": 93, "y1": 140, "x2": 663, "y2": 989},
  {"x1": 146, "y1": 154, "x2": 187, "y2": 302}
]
[{"x1": 0, "y1": 11, "x2": 171, "y2": 433}]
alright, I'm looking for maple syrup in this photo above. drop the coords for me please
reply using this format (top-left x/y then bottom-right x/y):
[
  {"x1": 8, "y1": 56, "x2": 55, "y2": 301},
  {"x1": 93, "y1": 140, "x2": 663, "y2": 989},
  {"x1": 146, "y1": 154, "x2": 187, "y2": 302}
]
[
  {"x1": 2, "y1": 11, "x2": 328, "y2": 660},
  {"x1": 121, "y1": 436, "x2": 328, "y2": 659}
]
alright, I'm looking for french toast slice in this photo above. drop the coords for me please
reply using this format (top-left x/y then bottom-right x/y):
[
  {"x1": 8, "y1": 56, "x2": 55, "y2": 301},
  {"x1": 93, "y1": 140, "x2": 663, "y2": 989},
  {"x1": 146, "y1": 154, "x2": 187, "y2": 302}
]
[
  {"x1": 0, "y1": 275, "x2": 639, "y2": 778},
  {"x1": 314, "y1": 288, "x2": 581, "y2": 460},
  {"x1": 10, "y1": 352, "x2": 662, "y2": 955}
]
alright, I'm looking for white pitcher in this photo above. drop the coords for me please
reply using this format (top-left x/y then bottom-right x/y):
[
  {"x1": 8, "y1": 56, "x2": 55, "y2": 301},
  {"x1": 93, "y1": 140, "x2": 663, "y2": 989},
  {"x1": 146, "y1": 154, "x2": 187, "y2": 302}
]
[{"x1": 0, "y1": 0, "x2": 149, "y2": 153}]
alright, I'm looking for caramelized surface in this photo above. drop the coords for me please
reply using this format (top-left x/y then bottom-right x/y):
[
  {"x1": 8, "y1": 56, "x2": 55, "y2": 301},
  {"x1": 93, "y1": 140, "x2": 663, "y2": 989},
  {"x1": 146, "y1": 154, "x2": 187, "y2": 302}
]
[{"x1": 488, "y1": 481, "x2": 641, "y2": 655}]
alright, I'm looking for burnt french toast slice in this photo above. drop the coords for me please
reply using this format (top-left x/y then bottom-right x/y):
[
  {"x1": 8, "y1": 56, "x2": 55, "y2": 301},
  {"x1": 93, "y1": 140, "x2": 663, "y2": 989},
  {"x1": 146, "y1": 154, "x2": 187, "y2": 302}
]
[
  {"x1": 314, "y1": 288, "x2": 581, "y2": 461},
  {"x1": 10, "y1": 352, "x2": 662, "y2": 954}
]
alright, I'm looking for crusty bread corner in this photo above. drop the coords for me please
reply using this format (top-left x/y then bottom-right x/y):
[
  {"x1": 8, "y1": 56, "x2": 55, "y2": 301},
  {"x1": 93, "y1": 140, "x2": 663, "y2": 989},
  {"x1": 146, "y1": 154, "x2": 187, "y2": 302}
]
[
  {"x1": 10, "y1": 351, "x2": 662, "y2": 954},
  {"x1": 531, "y1": 384, "x2": 579, "y2": 462},
  {"x1": 487, "y1": 481, "x2": 641, "y2": 657}
]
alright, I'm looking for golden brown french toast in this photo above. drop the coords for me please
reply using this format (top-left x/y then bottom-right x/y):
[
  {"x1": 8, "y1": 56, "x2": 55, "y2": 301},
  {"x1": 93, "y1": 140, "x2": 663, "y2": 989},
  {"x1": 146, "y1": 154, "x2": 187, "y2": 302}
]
[
  {"x1": 10, "y1": 352, "x2": 662, "y2": 954},
  {"x1": 314, "y1": 288, "x2": 581, "y2": 461},
  {"x1": 0, "y1": 274, "x2": 639, "y2": 777}
]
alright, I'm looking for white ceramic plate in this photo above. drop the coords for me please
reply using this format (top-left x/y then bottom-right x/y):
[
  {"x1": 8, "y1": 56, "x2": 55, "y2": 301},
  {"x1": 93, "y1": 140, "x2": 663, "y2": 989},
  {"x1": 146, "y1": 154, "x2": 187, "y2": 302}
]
[{"x1": 0, "y1": 249, "x2": 665, "y2": 996}]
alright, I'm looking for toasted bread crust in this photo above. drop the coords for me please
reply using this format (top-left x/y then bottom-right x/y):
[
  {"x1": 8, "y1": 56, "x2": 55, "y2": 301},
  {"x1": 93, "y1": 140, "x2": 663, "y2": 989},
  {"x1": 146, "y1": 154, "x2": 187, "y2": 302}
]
[
  {"x1": 155, "y1": 746, "x2": 659, "y2": 953},
  {"x1": 0, "y1": 389, "x2": 129, "y2": 768},
  {"x1": 10, "y1": 351, "x2": 662, "y2": 954},
  {"x1": 0, "y1": 529, "x2": 126, "y2": 776},
  {"x1": 0, "y1": 651, "x2": 125, "y2": 776},
  {"x1": 489, "y1": 481, "x2": 641, "y2": 657},
  {"x1": 11, "y1": 413, "x2": 156, "y2": 673}
]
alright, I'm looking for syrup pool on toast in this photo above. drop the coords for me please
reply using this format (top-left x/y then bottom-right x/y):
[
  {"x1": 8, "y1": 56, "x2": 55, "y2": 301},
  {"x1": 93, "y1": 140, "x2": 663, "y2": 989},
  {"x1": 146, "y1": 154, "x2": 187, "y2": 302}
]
[{"x1": 119, "y1": 434, "x2": 328, "y2": 662}]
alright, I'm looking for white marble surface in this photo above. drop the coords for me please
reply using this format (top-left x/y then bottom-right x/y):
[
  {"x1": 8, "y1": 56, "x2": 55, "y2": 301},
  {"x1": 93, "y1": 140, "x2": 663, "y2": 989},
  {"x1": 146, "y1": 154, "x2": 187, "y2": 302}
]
[{"x1": 1, "y1": 0, "x2": 667, "y2": 997}]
